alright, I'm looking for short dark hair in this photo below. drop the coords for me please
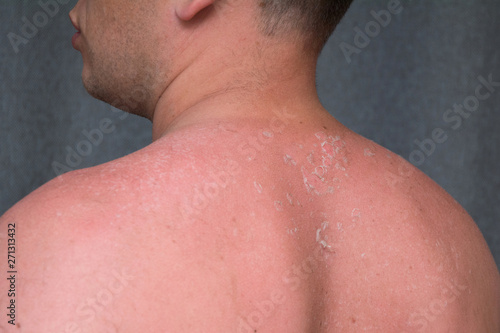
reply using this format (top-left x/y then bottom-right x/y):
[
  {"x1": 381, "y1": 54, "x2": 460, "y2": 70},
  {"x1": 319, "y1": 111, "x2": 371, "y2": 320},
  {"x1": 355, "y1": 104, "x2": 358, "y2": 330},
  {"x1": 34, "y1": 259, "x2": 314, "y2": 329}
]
[{"x1": 258, "y1": 0, "x2": 354, "y2": 53}]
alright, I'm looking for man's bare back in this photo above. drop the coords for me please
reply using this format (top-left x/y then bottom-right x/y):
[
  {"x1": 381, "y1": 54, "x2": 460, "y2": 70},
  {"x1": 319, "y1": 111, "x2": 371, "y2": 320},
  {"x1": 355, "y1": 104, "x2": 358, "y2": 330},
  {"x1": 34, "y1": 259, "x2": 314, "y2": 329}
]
[
  {"x1": 1, "y1": 0, "x2": 499, "y2": 331},
  {"x1": 1, "y1": 107, "x2": 498, "y2": 332}
]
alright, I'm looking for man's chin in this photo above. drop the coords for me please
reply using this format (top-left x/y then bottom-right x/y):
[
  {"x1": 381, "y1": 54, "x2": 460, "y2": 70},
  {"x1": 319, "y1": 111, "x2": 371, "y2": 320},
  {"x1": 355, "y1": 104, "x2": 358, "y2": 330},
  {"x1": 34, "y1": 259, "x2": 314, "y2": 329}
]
[{"x1": 82, "y1": 75, "x2": 152, "y2": 120}]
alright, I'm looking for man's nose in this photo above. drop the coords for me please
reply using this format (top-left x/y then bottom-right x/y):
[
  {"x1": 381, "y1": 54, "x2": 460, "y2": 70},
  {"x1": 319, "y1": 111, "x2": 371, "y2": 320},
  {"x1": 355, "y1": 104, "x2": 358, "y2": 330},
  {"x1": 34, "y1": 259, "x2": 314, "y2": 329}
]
[{"x1": 69, "y1": 0, "x2": 82, "y2": 30}]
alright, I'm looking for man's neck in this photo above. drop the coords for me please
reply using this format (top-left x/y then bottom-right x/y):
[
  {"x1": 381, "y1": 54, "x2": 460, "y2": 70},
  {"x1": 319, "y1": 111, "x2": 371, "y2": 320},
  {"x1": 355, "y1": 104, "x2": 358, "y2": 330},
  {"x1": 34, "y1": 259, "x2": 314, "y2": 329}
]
[{"x1": 150, "y1": 42, "x2": 322, "y2": 141}]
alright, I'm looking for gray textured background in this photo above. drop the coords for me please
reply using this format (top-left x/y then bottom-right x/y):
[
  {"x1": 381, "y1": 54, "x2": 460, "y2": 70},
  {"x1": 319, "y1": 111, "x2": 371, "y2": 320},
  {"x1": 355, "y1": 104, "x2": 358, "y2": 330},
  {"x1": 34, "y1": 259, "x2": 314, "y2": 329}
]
[{"x1": 1, "y1": 1, "x2": 499, "y2": 268}]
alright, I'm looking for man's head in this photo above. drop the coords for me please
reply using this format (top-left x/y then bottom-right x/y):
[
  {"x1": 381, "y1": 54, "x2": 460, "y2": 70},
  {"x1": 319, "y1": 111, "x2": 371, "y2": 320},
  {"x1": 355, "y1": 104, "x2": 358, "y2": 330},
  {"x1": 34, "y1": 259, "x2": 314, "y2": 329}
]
[
  {"x1": 70, "y1": 0, "x2": 170, "y2": 119},
  {"x1": 69, "y1": 0, "x2": 352, "y2": 121},
  {"x1": 258, "y1": 0, "x2": 354, "y2": 54}
]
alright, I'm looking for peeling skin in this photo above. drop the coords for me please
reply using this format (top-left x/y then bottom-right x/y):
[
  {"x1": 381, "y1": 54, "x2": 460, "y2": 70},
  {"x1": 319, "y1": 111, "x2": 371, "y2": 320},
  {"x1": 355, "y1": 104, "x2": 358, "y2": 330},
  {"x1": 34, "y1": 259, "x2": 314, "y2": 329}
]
[
  {"x1": 299, "y1": 134, "x2": 349, "y2": 196},
  {"x1": 8, "y1": 92, "x2": 497, "y2": 333},
  {"x1": 364, "y1": 148, "x2": 375, "y2": 157},
  {"x1": 254, "y1": 181, "x2": 263, "y2": 194},
  {"x1": 262, "y1": 131, "x2": 273, "y2": 138},
  {"x1": 2, "y1": 1, "x2": 496, "y2": 330},
  {"x1": 316, "y1": 221, "x2": 332, "y2": 249},
  {"x1": 284, "y1": 154, "x2": 297, "y2": 166},
  {"x1": 352, "y1": 208, "x2": 362, "y2": 222}
]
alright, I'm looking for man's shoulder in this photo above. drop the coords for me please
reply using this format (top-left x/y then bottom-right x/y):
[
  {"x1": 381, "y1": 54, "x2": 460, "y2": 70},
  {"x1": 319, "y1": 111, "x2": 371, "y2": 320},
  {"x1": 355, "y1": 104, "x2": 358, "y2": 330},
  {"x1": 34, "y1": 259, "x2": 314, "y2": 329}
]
[
  {"x1": 0, "y1": 145, "x2": 189, "y2": 331},
  {"x1": 1, "y1": 122, "x2": 242, "y2": 229},
  {"x1": 1, "y1": 146, "x2": 166, "y2": 227},
  {"x1": 334, "y1": 137, "x2": 500, "y2": 331},
  {"x1": 346, "y1": 137, "x2": 492, "y2": 271}
]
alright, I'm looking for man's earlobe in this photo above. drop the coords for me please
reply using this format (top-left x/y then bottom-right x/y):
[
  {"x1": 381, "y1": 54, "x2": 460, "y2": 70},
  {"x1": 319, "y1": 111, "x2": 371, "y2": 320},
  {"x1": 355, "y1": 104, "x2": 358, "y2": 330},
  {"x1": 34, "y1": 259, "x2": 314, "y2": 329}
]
[{"x1": 175, "y1": 0, "x2": 215, "y2": 21}]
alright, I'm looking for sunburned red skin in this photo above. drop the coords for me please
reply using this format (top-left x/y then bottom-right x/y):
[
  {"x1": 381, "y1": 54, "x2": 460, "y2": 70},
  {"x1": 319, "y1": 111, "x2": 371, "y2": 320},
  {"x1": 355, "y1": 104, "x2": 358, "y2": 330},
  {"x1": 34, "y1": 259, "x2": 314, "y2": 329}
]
[
  {"x1": 1, "y1": 0, "x2": 498, "y2": 331},
  {"x1": 1, "y1": 112, "x2": 498, "y2": 332}
]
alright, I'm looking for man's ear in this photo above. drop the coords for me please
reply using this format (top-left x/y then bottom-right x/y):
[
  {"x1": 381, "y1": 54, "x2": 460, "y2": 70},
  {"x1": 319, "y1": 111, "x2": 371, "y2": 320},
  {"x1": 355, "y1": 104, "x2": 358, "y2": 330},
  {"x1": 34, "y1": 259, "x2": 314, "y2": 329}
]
[{"x1": 175, "y1": 0, "x2": 215, "y2": 21}]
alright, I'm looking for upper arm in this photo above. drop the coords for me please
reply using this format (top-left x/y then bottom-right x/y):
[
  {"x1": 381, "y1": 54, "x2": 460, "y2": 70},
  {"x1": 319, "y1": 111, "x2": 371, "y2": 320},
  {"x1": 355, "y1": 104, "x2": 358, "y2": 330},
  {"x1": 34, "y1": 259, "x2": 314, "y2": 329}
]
[{"x1": 0, "y1": 177, "x2": 138, "y2": 333}]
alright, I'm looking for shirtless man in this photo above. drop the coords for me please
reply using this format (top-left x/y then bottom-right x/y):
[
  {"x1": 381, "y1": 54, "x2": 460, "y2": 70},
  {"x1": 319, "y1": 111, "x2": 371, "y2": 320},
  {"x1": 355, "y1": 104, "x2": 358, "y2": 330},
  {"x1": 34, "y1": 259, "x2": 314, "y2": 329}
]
[{"x1": 1, "y1": 0, "x2": 498, "y2": 332}]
